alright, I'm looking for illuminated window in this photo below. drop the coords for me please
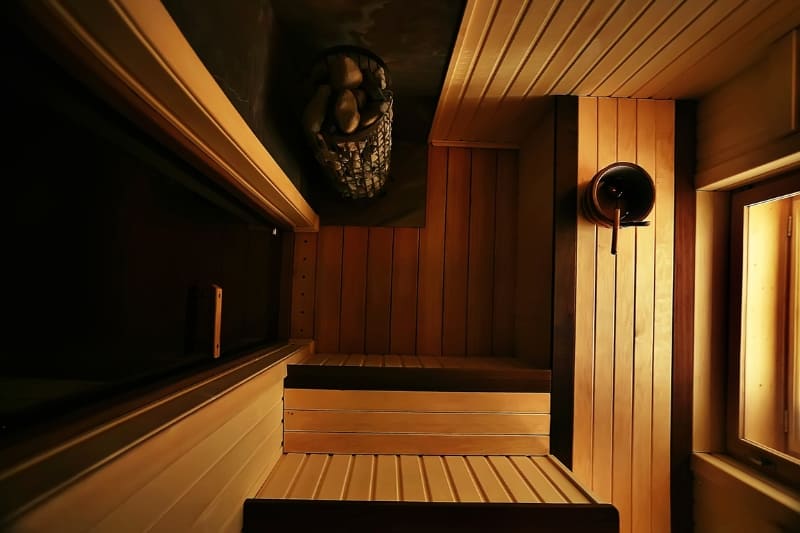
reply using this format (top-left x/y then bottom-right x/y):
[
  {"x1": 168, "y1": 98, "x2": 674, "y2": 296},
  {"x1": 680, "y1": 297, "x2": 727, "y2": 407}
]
[{"x1": 730, "y1": 173, "x2": 800, "y2": 487}]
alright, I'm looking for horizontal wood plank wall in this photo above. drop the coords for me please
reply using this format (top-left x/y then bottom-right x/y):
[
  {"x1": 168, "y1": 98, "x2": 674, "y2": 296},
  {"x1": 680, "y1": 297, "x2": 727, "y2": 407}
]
[
  {"x1": 572, "y1": 97, "x2": 676, "y2": 533},
  {"x1": 284, "y1": 389, "x2": 549, "y2": 456},
  {"x1": 9, "y1": 352, "x2": 306, "y2": 533},
  {"x1": 259, "y1": 454, "x2": 593, "y2": 504},
  {"x1": 295, "y1": 146, "x2": 519, "y2": 358}
]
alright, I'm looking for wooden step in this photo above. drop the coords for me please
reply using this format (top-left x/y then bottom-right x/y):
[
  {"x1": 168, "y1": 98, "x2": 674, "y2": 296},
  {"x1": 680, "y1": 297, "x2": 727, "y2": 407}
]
[
  {"x1": 285, "y1": 364, "x2": 550, "y2": 392},
  {"x1": 283, "y1": 388, "x2": 550, "y2": 455},
  {"x1": 245, "y1": 454, "x2": 618, "y2": 532}
]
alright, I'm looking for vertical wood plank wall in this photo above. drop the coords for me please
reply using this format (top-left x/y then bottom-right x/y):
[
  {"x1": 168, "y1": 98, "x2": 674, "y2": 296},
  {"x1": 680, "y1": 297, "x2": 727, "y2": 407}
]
[
  {"x1": 573, "y1": 97, "x2": 676, "y2": 533},
  {"x1": 292, "y1": 146, "x2": 520, "y2": 358}
]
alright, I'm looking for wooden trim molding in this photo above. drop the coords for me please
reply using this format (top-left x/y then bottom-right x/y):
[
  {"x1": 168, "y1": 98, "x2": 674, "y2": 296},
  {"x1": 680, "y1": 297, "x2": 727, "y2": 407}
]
[
  {"x1": 21, "y1": 0, "x2": 318, "y2": 231},
  {"x1": 551, "y1": 95, "x2": 579, "y2": 468},
  {"x1": 671, "y1": 100, "x2": 696, "y2": 533}
]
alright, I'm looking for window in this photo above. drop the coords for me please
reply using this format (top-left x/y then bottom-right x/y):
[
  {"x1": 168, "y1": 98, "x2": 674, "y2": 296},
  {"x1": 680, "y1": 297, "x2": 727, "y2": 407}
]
[{"x1": 729, "y1": 172, "x2": 800, "y2": 487}]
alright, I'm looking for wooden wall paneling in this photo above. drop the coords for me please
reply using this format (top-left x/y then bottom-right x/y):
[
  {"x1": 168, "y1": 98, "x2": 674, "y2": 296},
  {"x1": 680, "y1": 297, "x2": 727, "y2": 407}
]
[
  {"x1": 652, "y1": 99, "x2": 676, "y2": 533},
  {"x1": 467, "y1": 149, "x2": 497, "y2": 355},
  {"x1": 573, "y1": 97, "x2": 598, "y2": 483},
  {"x1": 339, "y1": 227, "x2": 369, "y2": 353},
  {"x1": 284, "y1": 433, "x2": 549, "y2": 455},
  {"x1": 285, "y1": 411, "x2": 549, "y2": 435},
  {"x1": 492, "y1": 150, "x2": 518, "y2": 356},
  {"x1": 82, "y1": 385, "x2": 283, "y2": 532},
  {"x1": 671, "y1": 100, "x2": 696, "y2": 533},
  {"x1": 278, "y1": 232, "x2": 294, "y2": 339},
  {"x1": 442, "y1": 148, "x2": 471, "y2": 355},
  {"x1": 314, "y1": 227, "x2": 343, "y2": 352},
  {"x1": 631, "y1": 99, "x2": 657, "y2": 533},
  {"x1": 516, "y1": 107, "x2": 555, "y2": 365},
  {"x1": 389, "y1": 228, "x2": 420, "y2": 354},
  {"x1": 292, "y1": 233, "x2": 319, "y2": 339},
  {"x1": 285, "y1": 389, "x2": 550, "y2": 413},
  {"x1": 611, "y1": 97, "x2": 636, "y2": 533},
  {"x1": 153, "y1": 398, "x2": 284, "y2": 531},
  {"x1": 591, "y1": 97, "x2": 618, "y2": 503},
  {"x1": 551, "y1": 96, "x2": 579, "y2": 465},
  {"x1": 364, "y1": 227, "x2": 393, "y2": 354},
  {"x1": 417, "y1": 146, "x2": 448, "y2": 355},
  {"x1": 11, "y1": 351, "x2": 301, "y2": 532},
  {"x1": 693, "y1": 191, "x2": 730, "y2": 453}
]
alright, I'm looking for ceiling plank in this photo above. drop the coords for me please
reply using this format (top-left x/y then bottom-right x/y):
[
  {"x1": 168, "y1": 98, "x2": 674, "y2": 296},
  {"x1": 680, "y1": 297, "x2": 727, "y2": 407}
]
[
  {"x1": 429, "y1": 0, "x2": 499, "y2": 142},
  {"x1": 571, "y1": 0, "x2": 685, "y2": 96},
  {"x1": 446, "y1": 0, "x2": 528, "y2": 140},
  {"x1": 531, "y1": 0, "x2": 624, "y2": 96},
  {"x1": 467, "y1": 0, "x2": 559, "y2": 143},
  {"x1": 591, "y1": 0, "x2": 717, "y2": 96},
  {"x1": 651, "y1": 0, "x2": 800, "y2": 98},
  {"x1": 615, "y1": 0, "x2": 752, "y2": 98},
  {"x1": 550, "y1": 0, "x2": 654, "y2": 95}
]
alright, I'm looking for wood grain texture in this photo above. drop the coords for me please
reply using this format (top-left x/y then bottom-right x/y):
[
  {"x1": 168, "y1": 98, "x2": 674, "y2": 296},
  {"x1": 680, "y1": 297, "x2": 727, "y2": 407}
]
[
  {"x1": 314, "y1": 226, "x2": 343, "y2": 352},
  {"x1": 285, "y1": 389, "x2": 550, "y2": 413},
  {"x1": 442, "y1": 147, "x2": 471, "y2": 355},
  {"x1": 364, "y1": 227, "x2": 393, "y2": 354},
  {"x1": 339, "y1": 227, "x2": 368, "y2": 353},
  {"x1": 428, "y1": 0, "x2": 800, "y2": 145},
  {"x1": 551, "y1": 96, "x2": 579, "y2": 466},
  {"x1": 516, "y1": 107, "x2": 555, "y2": 365},
  {"x1": 306, "y1": 146, "x2": 519, "y2": 358},
  {"x1": 258, "y1": 453, "x2": 599, "y2": 505},
  {"x1": 417, "y1": 146, "x2": 448, "y2": 355},
  {"x1": 467, "y1": 149, "x2": 497, "y2": 355},
  {"x1": 10, "y1": 351, "x2": 300, "y2": 533},
  {"x1": 285, "y1": 411, "x2": 549, "y2": 435},
  {"x1": 291, "y1": 233, "x2": 317, "y2": 339},
  {"x1": 671, "y1": 100, "x2": 696, "y2": 533},
  {"x1": 570, "y1": 97, "x2": 676, "y2": 533},
  {"x1": 390, "y1": 228, "x2": 419, "y2": 354},
  {"x1": 493, "y1": 150, "x2": 518, "y2": 355},
  {"x1": 284, "y1": 433, "x2": 549, "y2": 455}
]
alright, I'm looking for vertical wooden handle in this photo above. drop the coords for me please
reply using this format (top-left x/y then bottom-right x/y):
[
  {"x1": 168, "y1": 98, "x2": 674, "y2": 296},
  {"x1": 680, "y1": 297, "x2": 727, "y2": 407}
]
[{"x1": 612, "y1": 206, "x2": 620, "y2": 255}]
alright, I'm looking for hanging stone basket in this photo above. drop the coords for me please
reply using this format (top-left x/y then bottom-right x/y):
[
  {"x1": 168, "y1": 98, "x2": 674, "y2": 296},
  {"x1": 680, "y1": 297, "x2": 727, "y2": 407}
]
[{"x1": 302, "y1": 45, "x2": 393, "y2": 200}]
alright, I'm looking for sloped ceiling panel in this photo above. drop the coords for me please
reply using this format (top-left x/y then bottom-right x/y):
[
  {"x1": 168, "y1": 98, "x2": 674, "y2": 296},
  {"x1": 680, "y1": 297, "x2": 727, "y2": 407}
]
[{"x1": 430, "y1": 0, "x2": 800, "y2": 146}]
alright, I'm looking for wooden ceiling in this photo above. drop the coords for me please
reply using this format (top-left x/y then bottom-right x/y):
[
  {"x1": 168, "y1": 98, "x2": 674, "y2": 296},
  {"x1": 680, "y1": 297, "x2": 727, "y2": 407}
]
[{"x1": 430, "y1": 0, "x2": 800, "y2": 145}]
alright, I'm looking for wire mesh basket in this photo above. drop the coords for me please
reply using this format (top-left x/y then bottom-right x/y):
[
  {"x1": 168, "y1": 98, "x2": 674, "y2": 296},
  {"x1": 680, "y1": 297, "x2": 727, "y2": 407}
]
[{"x1": 304, "y1": 45, "x2": 393, "y2": 200}]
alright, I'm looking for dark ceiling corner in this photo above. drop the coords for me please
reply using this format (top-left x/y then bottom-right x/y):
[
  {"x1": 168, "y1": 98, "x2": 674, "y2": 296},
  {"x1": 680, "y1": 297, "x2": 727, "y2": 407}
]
[{"x1": 165, "y1": 0, "x2": 466, "y2": 227}]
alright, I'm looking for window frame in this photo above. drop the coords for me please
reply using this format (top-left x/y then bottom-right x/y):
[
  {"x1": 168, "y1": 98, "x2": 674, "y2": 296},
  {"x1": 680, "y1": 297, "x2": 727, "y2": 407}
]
[{"x1": 728, "y1": 172, "x2": 800, "y2": 489}]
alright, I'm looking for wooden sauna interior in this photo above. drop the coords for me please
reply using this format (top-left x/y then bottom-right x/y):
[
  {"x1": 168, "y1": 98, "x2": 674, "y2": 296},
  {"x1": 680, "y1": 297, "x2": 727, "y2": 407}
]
[{"x1": 3, "y1": 1, "x2": 800, "y2": 532}]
